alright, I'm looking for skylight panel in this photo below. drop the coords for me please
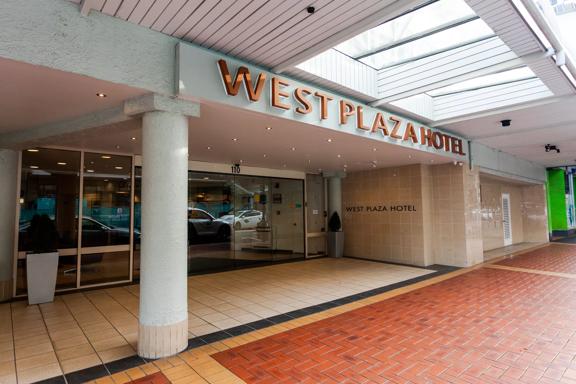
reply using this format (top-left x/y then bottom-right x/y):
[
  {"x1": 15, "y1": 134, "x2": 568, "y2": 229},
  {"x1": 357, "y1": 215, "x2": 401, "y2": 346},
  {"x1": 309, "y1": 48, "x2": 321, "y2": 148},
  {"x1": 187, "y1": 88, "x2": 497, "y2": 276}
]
[
  {"x1": 335, "y1": 0, "x2": 477, "y2": 59},
  {"x1": 426, "y1": 67, "x2": 537, "y2": 96},
  {"x1": 359, "y1": 19, "x2": 494, "y2": 69}
]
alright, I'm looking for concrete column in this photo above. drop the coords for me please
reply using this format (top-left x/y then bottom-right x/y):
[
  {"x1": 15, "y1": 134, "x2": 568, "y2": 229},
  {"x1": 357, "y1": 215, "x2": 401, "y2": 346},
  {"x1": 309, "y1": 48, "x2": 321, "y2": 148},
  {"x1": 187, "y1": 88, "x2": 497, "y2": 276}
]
[
  {"x1": 138, "y1": 111, "x2": 189, "y2": 358},
  {"x1": 327, "y1": 176, "x2": 343, "y2": 219},
  {"x1": 0, "y1": 149, "x2": 18, "y2": 302}
]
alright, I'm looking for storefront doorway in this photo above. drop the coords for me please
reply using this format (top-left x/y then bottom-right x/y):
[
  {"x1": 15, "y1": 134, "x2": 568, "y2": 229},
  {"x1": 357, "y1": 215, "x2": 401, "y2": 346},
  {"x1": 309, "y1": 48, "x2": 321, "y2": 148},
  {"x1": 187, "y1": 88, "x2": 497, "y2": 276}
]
[{"x1": 133, "y1": 169, "x2": 305, "y2": 277}]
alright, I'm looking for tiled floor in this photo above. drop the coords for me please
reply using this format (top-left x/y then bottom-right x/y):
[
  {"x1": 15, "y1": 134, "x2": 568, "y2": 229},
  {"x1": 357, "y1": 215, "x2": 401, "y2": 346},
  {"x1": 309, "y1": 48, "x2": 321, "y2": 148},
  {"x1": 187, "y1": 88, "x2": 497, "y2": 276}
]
[
  {"x1": 0, "y1": 258, "x2": 433, "y2": 383},
  {"x1": 483, "y1": 242, "x2": 545, "y2": 261},
  {"x1": 215, "y1": 246, "x2": 576, "y2": 383},
  {"x1": 78, "y1": 242, "x2": 576, "y2": 384},
  {"x1": 495, "y1": 243, "x2": 576, "y2": 274}
]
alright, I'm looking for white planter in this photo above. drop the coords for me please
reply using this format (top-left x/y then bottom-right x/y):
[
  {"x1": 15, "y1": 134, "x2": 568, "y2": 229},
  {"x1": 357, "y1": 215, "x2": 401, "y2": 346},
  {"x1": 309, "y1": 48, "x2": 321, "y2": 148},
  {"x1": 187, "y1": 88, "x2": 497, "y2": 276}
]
[
  {"x1": 328, "y1": 232, "x2": 344, "y2": 258},
  {"x1": 26, "y1": 252, "x2": 59, "y2": 305}
]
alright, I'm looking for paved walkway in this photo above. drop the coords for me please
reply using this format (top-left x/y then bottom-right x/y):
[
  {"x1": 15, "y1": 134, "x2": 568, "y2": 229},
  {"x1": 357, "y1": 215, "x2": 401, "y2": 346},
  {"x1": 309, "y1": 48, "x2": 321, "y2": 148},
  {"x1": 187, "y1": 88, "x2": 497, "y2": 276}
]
[
  {"x1": 89, "y1": 242, "x2": 576, "y2": 384},
  {"x1": 0, "y1": 258, "x2": 433, "y2": 384}
]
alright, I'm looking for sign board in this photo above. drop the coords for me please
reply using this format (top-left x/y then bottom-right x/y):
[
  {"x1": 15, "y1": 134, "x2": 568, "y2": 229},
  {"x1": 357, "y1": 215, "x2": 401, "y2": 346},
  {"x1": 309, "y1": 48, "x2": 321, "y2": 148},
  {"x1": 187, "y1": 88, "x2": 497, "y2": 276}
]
[{"x1": 177, "y1": 42, "x2": 467, "y2": 159}]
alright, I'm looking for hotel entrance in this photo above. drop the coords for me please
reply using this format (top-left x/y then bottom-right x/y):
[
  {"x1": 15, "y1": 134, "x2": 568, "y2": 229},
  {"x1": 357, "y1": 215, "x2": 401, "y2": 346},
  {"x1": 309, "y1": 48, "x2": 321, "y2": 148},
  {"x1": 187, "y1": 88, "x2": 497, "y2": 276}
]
[{"x1": 132, "y1": 169, "x2": 306, "y2": 277}]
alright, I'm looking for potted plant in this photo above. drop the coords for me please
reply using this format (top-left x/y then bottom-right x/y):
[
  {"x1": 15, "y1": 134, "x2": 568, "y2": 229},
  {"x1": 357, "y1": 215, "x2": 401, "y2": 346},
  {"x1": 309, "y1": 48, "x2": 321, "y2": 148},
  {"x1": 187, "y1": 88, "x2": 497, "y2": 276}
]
[
  {"x1": 327, "y1": 212, "x2": 344, "y2": 258},
  {"x1": 26, "y1": 214, "x2": 59, "y2": 305}
]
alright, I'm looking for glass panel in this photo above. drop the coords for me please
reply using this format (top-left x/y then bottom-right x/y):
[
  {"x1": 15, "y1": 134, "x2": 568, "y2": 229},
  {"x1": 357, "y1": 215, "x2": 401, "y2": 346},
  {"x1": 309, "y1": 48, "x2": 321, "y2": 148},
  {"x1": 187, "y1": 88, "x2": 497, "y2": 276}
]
[
  {"x1": 80, "y1": 153, "x2": 132, "y2": 286},
  {"x1": 233, "y1": 175, "x2": 274, "y2": 262},
  {"x1": 80, "y1": 251, "x2": 130, "y2": 285},
  {"x1": 530, "y1": 0, "x2": 576, "y2": 62},
  {"x1": 426, "y1": 67, "x2": 537, "y2": 96},
  {"x1": 188, "y1": 172, "x2": 234, "y2": 273},
  {"x1": 18, "y1": 148, "x2": 80, "y2": 294},
  {"x1": 133, "y1": 167, "x2": 142, "y2": 279},
  {"x1": 336, "y1": 0, "x2": 477, "y2": 59},
  {"x1": 359, "y1": 18, "x2": 494, "y2": 69}
]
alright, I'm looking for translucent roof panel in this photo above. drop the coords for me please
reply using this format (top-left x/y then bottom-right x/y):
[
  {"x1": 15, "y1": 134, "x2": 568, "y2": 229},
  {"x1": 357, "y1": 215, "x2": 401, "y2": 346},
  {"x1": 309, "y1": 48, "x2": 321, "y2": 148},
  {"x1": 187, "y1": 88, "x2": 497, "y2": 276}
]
[
  {"x1": 426, "y1": 67, "x2": 537, "y2": 96},
  {"x1": 358, "y1": 18, "x2": 494, "y2": 69},
  {"x1": 336, "y1": 0, "x2": 477, "y2": 59}
]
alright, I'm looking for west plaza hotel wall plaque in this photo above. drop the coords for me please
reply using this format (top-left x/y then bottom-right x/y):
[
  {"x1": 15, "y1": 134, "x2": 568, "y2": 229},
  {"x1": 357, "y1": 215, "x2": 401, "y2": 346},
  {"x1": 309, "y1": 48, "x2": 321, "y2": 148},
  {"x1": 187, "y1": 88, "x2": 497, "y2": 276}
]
[{"x1": 176, "y1": 42, "x2": 466, "y2": 158}]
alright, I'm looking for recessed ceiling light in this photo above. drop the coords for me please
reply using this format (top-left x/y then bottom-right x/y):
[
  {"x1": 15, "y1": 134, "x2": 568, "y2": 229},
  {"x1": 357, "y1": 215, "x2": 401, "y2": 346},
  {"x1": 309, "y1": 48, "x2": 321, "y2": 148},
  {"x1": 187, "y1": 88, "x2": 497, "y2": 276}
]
[
  {"x1": 114, "y1": 166, "x2": 123, "y2": 170},
  {"x1": 29, "y1": 165, "x2": 39, "y2": 169},
  {"x1": 203, "y1": 177, "x2": 210, "y2": 180},
  {"x1": 327, "y1": 138, "x2": 333, "y2": 143},
  {"x1": 291, "y1": 147, "x2": 296, "y2": 151},
  {"x1": 372, "y1": 148, "x2": 377, "y2": 151},
  {"x1": 27, "y1": 149, "x2": 39, "y2": 152},
  {"x1": 239, "y1": 159, "x2": 243, "y2": 163},
  {"x1": 408, "y1": 155, "x2": 412, "y2": 159},
  {"x1": 337, "y1": 154, "x2": 342, "y2": 158},
  {"x1": 207, "y1": 146, "x2": 212, "y2": 150},
  {"x1": 115, "y1": 145, "x2": 120, "y2": 149},
  {"x1": 343, "y1": 164, "x2": 348, "y2": 168},
  {"x1": 103, "y1": 179, "x2": 109, "y2": 182},
  {"x1": 263, "y1": 154, "x2": 268, "y2": 157},
  {"x1": 372, "y1": 164, "x2": 377, "y2": 168},
  {"x1": 266, "y1": 126, "x2": 272, "y2": 131},
  {"x1": 131, "y1": 137, "x2": 136, "y2": 141},
  {"x1": 101, "y1": 155, "x2": 112, "y2": 159},
  {"x1": 86, "y1": 169, "x2": 94, "y2": 173},
  {"x1": 57, "y1": 162, "x2": 67, "y2": 165},
  {"x1": 232, "y1": 138, "x2": 238, "y2": 142},
  {"x1": 96, "y1": 92, "x2": 107, "y2": 98}
]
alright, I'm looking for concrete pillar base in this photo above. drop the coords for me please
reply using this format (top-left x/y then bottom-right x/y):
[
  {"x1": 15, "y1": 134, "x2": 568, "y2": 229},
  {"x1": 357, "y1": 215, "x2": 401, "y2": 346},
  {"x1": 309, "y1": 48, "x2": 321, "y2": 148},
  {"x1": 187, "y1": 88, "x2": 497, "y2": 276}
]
[{"x1": 138, "y1": 319, "x2": 188, "y2": 359}]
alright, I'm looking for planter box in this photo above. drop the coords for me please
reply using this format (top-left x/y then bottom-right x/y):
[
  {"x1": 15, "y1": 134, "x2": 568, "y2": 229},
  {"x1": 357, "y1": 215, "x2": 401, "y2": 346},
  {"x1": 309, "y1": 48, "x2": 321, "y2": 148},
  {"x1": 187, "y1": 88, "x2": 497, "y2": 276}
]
[
  {"x1": 328, "y1": 232, "x2": 344, "y2": 258},
  {"x1": 26, "y1": 252, "x2": 59, "y2": 305}
]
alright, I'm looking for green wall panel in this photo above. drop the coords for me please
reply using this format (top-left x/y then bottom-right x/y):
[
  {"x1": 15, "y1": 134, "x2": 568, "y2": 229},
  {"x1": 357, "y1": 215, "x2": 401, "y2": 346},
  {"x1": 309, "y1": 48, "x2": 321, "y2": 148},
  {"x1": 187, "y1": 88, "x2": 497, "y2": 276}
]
[{"x1": 547, "y1": 169, "x2": 568, "y2": 231}]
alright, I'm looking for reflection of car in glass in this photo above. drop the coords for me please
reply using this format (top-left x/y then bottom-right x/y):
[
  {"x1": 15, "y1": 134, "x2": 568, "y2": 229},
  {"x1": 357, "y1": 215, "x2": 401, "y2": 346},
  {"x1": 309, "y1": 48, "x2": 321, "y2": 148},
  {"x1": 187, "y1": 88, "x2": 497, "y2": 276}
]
[
  {"x1": 220, "y1": 210, "x2": 263, "y2": 230},
  {"x1": 188, "y1": 208, "x2": 231, "y2": 242},
  {"x1": 19, "y1": 216, "x2": 139, "y2": 249}
]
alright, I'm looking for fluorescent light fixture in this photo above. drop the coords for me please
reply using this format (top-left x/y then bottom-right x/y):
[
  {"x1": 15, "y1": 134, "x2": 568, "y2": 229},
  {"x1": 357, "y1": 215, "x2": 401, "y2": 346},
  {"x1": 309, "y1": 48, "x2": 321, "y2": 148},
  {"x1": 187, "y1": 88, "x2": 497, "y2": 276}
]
[
  {"x1": 29, "y1": 165, "x2": 39, "y2": 169},
  {"x1": 27, "y1": 149, "x2": 39, "y2": 152},
  {"x1": 114, "y1": 166, "x2": 123, "y2": 170},
  {"x1": 86, "y1": 169, "x2": 95, "y2": 173},
  {"x1": 57, "y1": 162, "x2": 67, "y2": 165},
  {"x1": 101, "y1": 155, "x2": 112, "y2": 159}
]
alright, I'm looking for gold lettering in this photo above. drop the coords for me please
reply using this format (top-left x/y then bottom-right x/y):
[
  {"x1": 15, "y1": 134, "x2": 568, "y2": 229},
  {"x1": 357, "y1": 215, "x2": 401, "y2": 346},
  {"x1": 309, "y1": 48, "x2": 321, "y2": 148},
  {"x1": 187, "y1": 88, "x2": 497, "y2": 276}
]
[
  {"x1": 371, "y1": 113, "x2": 389, "y2": 135},
  {"x1": 314, "y1": 91, "x2": 333, "y2": 120},
  {"x1": 217, "y1": 59, "x2": 266, "y2": 101},
  {"x1": 271, "y1": 77, "x2": 290, "y2": 110},
  {"x1": 356, "y1": 106, "x2": 370, "y2": 131},
  {"x1": 389, "y1": 116, "x2": 402, "y2": 139},
  {"x1": 403, "y1": 122, "x2": 418, "y2": 143},
  {"x1": 339, "y1": 100, "x2": 356, "y2": 125},
  {"x1": 294, "y1": 87, "x2": 313, "y2": 114}
]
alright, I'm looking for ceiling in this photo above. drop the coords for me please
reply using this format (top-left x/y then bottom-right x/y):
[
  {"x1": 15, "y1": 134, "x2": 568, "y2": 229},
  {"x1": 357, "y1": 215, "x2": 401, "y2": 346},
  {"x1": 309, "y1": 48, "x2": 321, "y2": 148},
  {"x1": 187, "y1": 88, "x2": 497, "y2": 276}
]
[
  {"x1": 0, "y1": 58, "x2": 147, "y2": 133},
  {"x1": 38, "y1": 101, "x2": 452, "y2": 174},
  {"x1": 444, "y1": 95, "x2": 576, "y2": 167},
  {"x1": 70, "y1": 0, "x2": 403, "y2": 69}
]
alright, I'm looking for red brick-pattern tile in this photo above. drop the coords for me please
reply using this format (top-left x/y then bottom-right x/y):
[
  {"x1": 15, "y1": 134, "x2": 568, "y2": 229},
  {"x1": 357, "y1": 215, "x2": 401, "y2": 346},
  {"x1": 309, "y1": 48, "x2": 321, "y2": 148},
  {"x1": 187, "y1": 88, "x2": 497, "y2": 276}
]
[
  {"x1": 214, "y1": 268, "x2": 576, "y2": 383},
  {"x1": 128, "y1": 372, "x2": 171, "y2": 384},
  {"x1": 495, "y1": 244, "x2": 576, "y2": 274}
]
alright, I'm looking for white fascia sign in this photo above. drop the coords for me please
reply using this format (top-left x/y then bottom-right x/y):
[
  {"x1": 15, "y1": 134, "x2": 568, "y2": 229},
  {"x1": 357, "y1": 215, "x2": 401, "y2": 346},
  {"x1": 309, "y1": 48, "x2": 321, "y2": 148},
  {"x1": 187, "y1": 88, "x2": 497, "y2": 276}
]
[{"x1": 176, "y1": 42, "x2": 467, "y2": 158}]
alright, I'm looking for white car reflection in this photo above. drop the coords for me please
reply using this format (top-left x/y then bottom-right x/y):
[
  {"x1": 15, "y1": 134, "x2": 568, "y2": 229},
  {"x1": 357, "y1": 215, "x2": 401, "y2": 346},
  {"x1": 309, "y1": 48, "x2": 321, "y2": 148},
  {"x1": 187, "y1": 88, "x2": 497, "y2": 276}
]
[{"x1": 220, "y1": 210, "x2": 263, "y2": 230}]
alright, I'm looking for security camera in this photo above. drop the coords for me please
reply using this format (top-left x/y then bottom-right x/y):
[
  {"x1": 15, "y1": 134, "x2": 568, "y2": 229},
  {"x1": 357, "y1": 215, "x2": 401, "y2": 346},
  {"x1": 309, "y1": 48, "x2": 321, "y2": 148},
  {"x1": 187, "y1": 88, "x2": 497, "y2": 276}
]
[
  {"x1": 545, "y1": 144, "x2": 560, "y2": 153},
  {"x1": 500, "y1": 119, "x2": 511, "y2": 127}
]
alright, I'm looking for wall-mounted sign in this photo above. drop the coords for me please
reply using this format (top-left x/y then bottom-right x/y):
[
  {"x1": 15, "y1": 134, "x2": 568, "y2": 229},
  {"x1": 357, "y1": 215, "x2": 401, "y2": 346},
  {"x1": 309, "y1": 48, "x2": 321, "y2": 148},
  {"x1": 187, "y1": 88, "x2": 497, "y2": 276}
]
[
  {"x1": 177, "y1": 43, "x2": 466, "y2": 158},
  {"x1": 345, "y1": 205, "x2": 417, "y2": 212}
]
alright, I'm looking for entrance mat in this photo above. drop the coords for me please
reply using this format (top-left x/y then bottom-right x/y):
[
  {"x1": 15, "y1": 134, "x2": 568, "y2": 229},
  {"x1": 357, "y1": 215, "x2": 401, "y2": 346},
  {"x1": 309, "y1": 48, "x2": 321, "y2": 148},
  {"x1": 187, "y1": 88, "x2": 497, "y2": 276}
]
[{"x1": 33, "y1": 264, "x2": 458, "y2": 384}]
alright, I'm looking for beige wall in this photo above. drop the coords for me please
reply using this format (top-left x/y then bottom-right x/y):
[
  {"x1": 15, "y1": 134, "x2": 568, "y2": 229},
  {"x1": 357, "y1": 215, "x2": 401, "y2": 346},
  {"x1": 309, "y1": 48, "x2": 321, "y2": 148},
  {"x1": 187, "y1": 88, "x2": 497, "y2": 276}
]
[
  {"x1": 479, "y1": 175, "x2": 548, "y2": 252},
  {"x1": 342, "y1": 165, "x2": 430, "y2": 266},
  {"x1": 429, "y1": 164, "x2": 483, "y2": 267},
  {"x1": 342, "y1": 163, "x2": 483, "y2": 267}
]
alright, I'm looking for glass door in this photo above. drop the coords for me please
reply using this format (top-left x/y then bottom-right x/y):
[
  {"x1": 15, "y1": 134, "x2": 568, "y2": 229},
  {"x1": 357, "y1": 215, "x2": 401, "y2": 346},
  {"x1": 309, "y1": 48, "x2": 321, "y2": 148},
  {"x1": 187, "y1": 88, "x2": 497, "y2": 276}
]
[
  {"x1": 233, "y1": 175, "x2": 274, "y2": 263},
  {"x1": 79, "y1": 153, "x2": 132, "y2": 286}
]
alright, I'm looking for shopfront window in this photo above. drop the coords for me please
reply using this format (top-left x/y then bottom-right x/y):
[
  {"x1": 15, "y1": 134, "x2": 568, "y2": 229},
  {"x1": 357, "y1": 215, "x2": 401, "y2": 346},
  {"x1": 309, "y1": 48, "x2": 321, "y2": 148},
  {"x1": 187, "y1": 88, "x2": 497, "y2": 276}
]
[{"x1": 17, "y1": 148, "x2": 80, "y2": 294}]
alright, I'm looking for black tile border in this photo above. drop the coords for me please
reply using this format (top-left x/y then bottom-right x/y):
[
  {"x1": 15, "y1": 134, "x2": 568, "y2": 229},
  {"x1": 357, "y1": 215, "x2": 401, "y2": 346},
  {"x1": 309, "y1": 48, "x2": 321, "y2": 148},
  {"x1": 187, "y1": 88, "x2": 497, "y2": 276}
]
[{"x1": 33, "y1": 263, "x2": 458, "y2": 384}]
